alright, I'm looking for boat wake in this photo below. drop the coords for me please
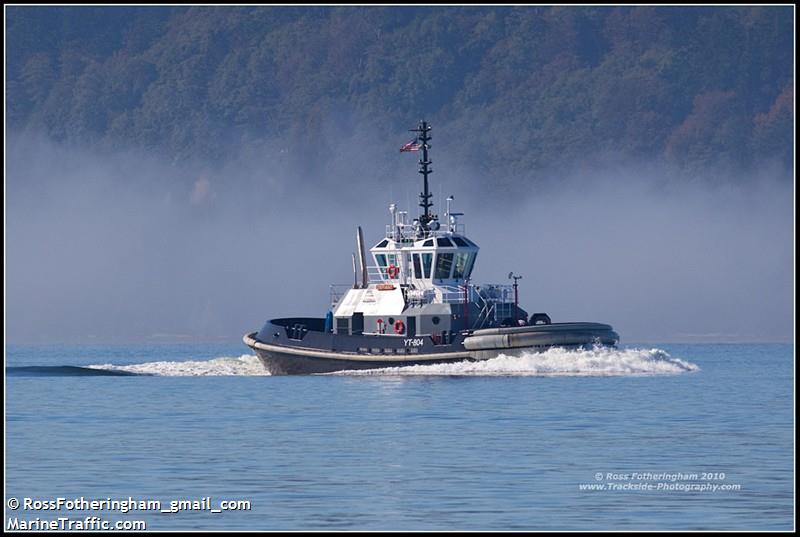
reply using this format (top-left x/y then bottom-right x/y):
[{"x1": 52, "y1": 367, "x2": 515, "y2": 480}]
[
  {"x1": 330, "y1": 346, "x2": 699, "y2": 377},
  {"x1": 87, "y1": 354, "x2": 269, "y2": 376},
  {"x1": 7, "y1": 365, "x2": 145, "y2": 377},
  {"x1": 9, "y1": 348, "x2": 698, "y2": 378},
  {"x1": 8, "y1": 355, "x2": 268, "y2": 377}
]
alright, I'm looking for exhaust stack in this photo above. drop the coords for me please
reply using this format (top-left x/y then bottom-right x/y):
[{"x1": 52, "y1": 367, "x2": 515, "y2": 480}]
[
  {"x1": 351, "y1": 253, "x2": 358, "y2": 289},
  {"x1": 356, "y1": 226, "x2": 368, "y2": 288}
]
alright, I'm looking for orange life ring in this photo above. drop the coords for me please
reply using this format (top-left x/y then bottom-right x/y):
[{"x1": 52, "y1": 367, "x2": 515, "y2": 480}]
[
  {"x1": 387, "y1": 264, "x2": 399, "y2": 278},
  {"x1": 394, "y1": 319, "x2": 405, "y2": 334}
]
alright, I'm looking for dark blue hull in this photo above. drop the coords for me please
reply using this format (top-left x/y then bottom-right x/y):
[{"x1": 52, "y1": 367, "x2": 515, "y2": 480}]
[
  {"x1": 244, "y1": 317, "x2": 619, "y2": 375},
  {"x1": 250, "y1": 347, "x2": 468, "y2": 375}
]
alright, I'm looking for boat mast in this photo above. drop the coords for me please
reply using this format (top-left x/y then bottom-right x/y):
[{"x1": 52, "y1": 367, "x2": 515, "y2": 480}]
[{"x1": 411, "y1": 120, "x2": 433, "y2": 232}]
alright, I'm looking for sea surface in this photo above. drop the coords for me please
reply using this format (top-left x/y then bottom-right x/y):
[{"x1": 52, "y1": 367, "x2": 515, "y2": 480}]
[{"x1": 5, "y1": 343, "x2": 794, "y2": 530}]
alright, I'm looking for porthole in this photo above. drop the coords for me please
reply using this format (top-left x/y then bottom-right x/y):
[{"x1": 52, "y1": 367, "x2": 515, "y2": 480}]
[{"x1": 432, "y1": 316, "x2": 440, "y2": 325}]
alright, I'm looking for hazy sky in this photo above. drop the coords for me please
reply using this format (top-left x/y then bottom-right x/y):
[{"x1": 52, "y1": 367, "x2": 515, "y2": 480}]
[{"x1": 5, "y1": 130, "x2": 794, "y2": 344}]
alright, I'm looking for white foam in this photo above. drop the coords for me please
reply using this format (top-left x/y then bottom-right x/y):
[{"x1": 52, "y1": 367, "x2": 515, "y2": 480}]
[
  {"x1": 88, "y1": 354, "x2": 270, "y2": 376},
  {"x1": 330, "y1": 346, "x2": 699, "y2": 377},
  {"x1": 86, "y1": 347, "x2": 698, "y2": 378}
]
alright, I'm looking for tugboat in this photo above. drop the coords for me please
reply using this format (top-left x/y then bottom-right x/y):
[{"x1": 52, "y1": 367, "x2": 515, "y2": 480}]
[{"x1": 244, "y1": 121, "x2": 618, "y2": 374}]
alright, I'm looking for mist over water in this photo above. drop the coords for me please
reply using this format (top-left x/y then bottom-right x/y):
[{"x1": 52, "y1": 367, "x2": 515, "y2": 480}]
[{"x1": 5, "y1": 131, "x2": 793, "y2": 344}]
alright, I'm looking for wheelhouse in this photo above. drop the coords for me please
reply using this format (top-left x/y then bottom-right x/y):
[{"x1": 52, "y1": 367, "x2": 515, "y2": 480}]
[{"x1": 371, "y1": 234, "x2": 478, "y2": 284}]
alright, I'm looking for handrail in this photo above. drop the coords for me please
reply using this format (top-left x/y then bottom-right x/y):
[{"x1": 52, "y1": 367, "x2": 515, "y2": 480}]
[
  {"x1": 438, "y1": 283, "x2": 514, "y2": 304},
  {"x1": 329, "y1": 284, "x2": 352, "y2": 307},
  {"x1": 384, "y1": 224, "x2": 468, "y2": 240},
  {"x1": 330, "y1": 282, "x2": 515, "y2": 312}
]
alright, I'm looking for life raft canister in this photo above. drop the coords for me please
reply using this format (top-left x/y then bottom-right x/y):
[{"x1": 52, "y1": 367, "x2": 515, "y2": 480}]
[
  {"x1": 387, "y1": 264, "x2": 399, "y2": 278},
  {"x1": 393, "y1": 319, "x2": 405, "y2": 334}
]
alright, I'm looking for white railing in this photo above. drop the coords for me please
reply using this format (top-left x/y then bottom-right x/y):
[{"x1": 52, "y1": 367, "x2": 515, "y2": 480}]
[
  {"x1": 438, "y1": 283, "x2": 514, "y2": 304},
  {"x1": 384, "y1": 224, "x2": 468, "y2": 240},
  {"x1": 438, "y1": 283, "x2": 515, "y2": 329},
  {"x1": 330, "y1": 281, "x2": 514, "y2": 310},
  {"x1": 329, "y1": 284, "x2": 352, "y2": 307},
  {"x1": 447, "y1": 223, "x2": 466, "y2": 235},
  {"x1": 367, "y1": 266, "x2": 387, "y2": 283}
]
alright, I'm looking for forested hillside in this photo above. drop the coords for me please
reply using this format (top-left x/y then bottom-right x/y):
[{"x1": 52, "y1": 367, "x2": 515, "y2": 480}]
[{"x1": 6, "y1": 6, "x2": 794, "y2": 180}]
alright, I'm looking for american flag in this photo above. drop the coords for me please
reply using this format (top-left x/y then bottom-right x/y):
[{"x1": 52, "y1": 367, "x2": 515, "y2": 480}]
[{"x1": 400, "y1": 138, "x2": 421, "y2": 152}]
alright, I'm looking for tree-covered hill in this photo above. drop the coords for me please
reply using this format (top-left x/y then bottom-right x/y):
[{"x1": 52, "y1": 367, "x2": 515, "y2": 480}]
[{"x1": 6, "y1": 6, "x2": 794, "y2": 179}]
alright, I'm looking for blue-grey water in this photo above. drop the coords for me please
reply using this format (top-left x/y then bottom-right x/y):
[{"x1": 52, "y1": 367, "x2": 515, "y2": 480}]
[{"x1": 5, "y1": 343, "x2": 794, "y2": 530}]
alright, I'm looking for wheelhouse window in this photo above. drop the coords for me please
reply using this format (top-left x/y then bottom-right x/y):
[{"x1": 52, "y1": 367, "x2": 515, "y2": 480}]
[
  {"x1": 452, "y1": 237, "x2": 469, "y2": 247},
  {"x1": 465, "y1": 252, "x2": 476, "y2": 279},
  {"x1": 437, "y1": 238, "x2": 454, "y2": 247},
  {"x1": 375, "y1": 239, "x2": 389, "y2": 248},
  {"x1": 453, "y1": 252, "x2": 470, "y2": 279},
  {"x1": 412, "y1": 253, "x2": 423, "y2": 279},
  {"x1": 375, "y1": 253, "x2": 396, "y2": 278},
  {"x1": 423, "y1": 239, "x2": 434, "y2": 247},
  {"x1": 421, "y1": 253, "x2": 433, "y2": 278},
  {"x1": 434, "y1": 253, "x2": 454, "y2": 279}
]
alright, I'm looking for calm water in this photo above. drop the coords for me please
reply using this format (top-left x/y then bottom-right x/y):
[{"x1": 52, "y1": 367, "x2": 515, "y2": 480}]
[{"x1": 5, "y1": 343, "x2": 794, "y2": 530}]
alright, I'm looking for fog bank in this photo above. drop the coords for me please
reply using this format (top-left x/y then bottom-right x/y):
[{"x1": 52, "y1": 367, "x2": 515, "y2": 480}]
[{"x1": 5, "y1": 133, "x2": 794, "y2": 344}]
